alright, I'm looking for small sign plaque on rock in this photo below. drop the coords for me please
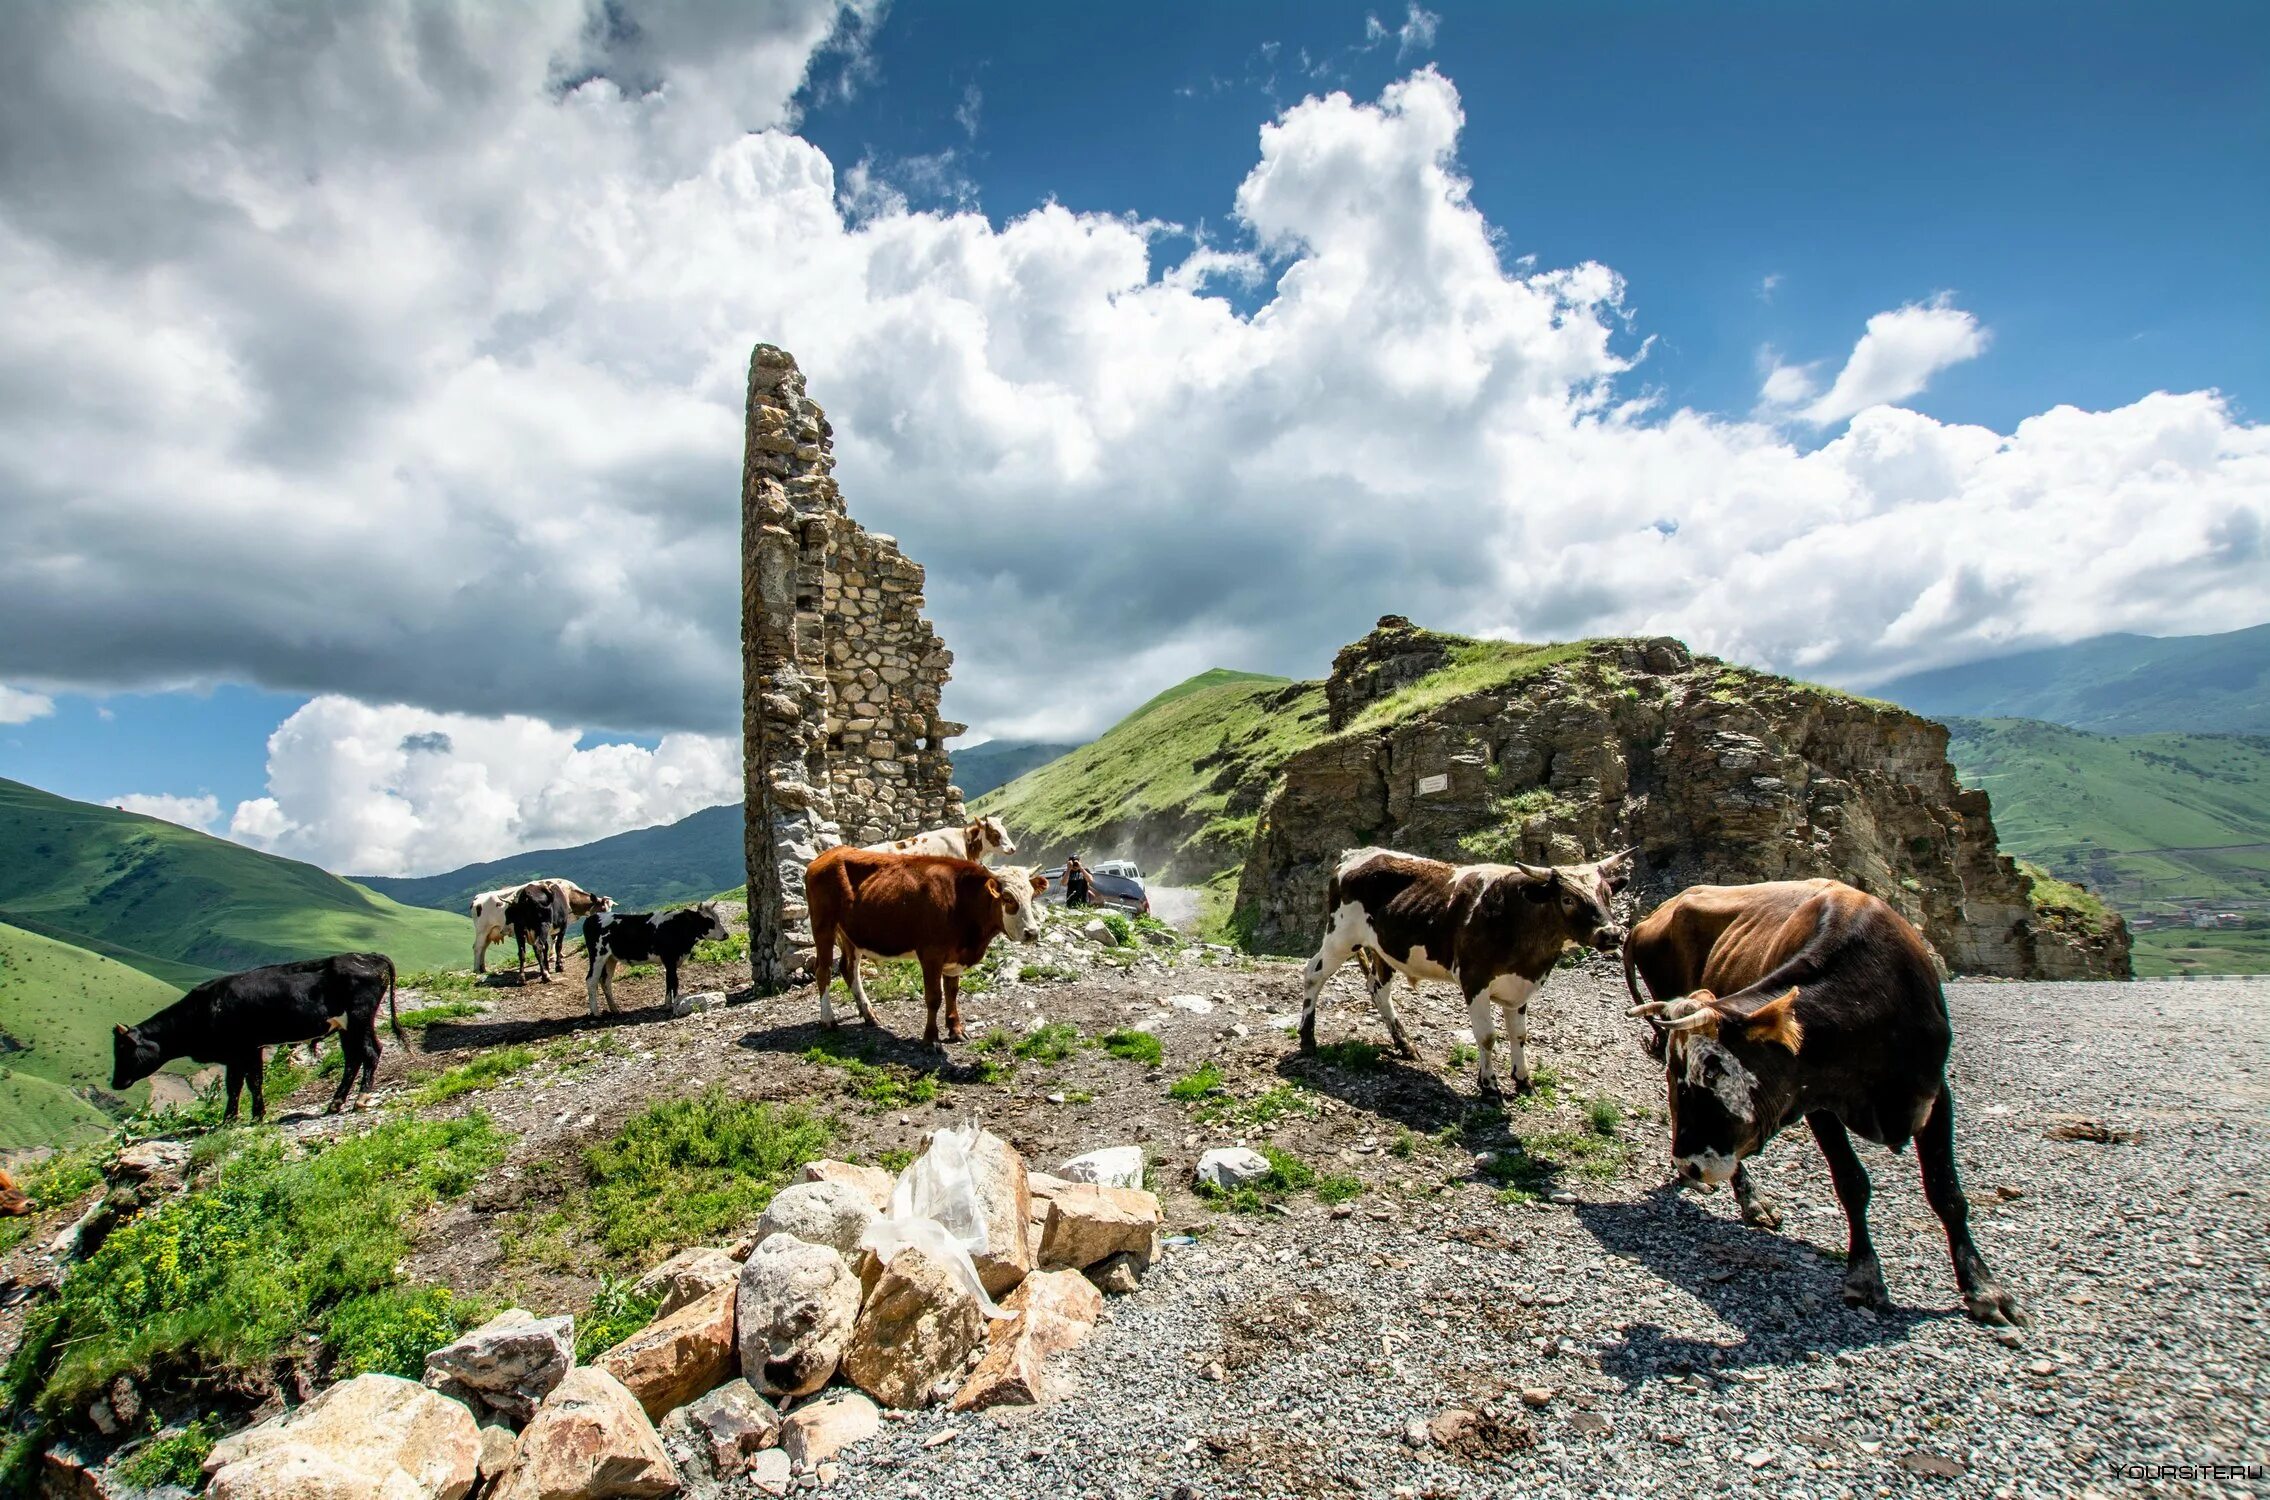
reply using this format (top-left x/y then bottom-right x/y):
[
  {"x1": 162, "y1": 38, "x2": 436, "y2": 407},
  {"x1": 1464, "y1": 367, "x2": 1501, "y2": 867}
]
[{"x1": 1417, "y1": 773, "x2": 1450, "y2": 795}]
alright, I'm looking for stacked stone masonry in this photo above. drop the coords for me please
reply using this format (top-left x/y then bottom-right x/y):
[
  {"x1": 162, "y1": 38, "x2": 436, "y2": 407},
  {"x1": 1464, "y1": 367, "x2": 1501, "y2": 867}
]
[{"x1": 741, "y1": 345, "x2": 965, "y2": 991}]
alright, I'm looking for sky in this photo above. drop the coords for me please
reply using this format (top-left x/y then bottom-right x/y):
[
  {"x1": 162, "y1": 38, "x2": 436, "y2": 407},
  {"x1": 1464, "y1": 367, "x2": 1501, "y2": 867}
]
[{"x1": 1, "y1": 0, "x2": 2264, "y2": 877}]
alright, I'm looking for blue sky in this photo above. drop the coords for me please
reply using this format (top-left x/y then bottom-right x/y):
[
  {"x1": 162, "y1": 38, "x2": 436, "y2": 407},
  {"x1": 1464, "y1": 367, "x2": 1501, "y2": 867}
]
[{"x1": 0, "y1": 1, "x2": 2263, "y2": 873}]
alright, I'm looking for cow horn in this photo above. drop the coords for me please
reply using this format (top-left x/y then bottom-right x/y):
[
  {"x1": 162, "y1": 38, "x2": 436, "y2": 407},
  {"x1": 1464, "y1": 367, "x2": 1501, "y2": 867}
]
[
  {"x1": 1626, "y1": 995, "x2": 1715, "y2": 1026},
  {"x1": 1512, "y1": 861, "x2": 1551, "y2": 880}
]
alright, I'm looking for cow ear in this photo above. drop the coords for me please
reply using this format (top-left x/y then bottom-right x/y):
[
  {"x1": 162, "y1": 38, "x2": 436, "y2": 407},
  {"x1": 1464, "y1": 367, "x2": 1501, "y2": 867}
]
[
  {"x1": 115, "y1": 1023, "x2": 130, "y2": 1038},
  {"x1": 1736, "y1": 988, "x2": 1804, "y2": 1053},
  {"x1": 1031, "y1": 874, "x2": 1049, "y2": 892},
  {"x1": 986, "y1": 876, "x2": 1003, "y2": 900}
]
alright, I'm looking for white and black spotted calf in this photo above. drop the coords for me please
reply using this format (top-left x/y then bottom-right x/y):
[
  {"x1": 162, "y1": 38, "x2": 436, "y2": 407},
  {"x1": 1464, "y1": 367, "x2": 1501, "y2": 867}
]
[
  {"x1": 1300, "y1": 845, "x2": 1632, "y2": 1094},
  {"x1": 583, "y1": 901, "x2": 731, "y2": 1017}
]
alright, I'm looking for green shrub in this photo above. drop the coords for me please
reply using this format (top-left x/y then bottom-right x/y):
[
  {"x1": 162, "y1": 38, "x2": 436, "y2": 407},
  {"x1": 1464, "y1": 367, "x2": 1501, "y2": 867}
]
[
  {"x1": 577, "y1": 1090, "x2": 833, "y2": 1261},
  {"x1": 1445, "y1": 1042, "x2": 1478, "y2": 1070},
  {"x1": 400, "y1": 969, "x2": 482, "y2": 996},
  {"x1": 1012, "y1": 1023, "x2": 1082, "y2": 1064},
  {"x1": 0, "y1": 1147, "x2": 105, "y2": 1253},
  {"x1": 1388, "y1": 1129, "x2": 1420, "y2": 1160},
  {"x1": 801, "y1": 1036, "x2": 940, "y2": 1110},
  {"x1": 1585, "y1": 1095, "x2": 1622, "y2": 1137},
  {"x1": 328, "y1": 1284, "x2": 482, "y2": 1378},
  {"x1": 692, "y1": 932, "x2": 748, "y2": 966},
  {"x1": 1314, "y1": 1040, "x2": 1383, "y2": 1071},
  {"x1": 575, "y1": 1273, "x2": 662, "y2": 1362},
  {"x1": 1017, "y1": 961, "x2": 1077, "y2": 983},
  {"x1": 396, "y1": 1000, "x2": 482, "y2": 1028},
  {"x1": 1167, "y1": 1062, "x2": 1225, "y2": 1101},
  {"x1": 1316, "y1": 1173, "x2": 1365, "y2": 1205},
  {"x1": 1100, "y1": 1029, "x2": 1163, "y2": 1068},
  {"x1": 117, "y1": 1420, "x2": 218, "y2": 1489},
  {"x1": 412, "y1": 1046, "x2": 536, "y2": 1105},
  {"x1": 1097, "y1": 912, "x2": 1133, "y2": 946},
  {"x1": 16, "y1": 1114, "x2": 504, "y2": 1414},
  {"x1": 1196, "y1": 1084, "x2": 1314, "y2": 1129}
]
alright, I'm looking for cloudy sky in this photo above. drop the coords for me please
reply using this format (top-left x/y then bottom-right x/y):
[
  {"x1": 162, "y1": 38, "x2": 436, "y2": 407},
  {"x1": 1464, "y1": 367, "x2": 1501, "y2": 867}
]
[{"x1": 2, "y1": 0, "x2": 2265, "y2": 877}]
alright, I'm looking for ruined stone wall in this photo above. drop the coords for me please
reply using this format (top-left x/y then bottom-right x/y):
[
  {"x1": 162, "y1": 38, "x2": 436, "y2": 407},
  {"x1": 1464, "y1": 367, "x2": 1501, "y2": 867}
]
[{"x1": 741, "y1": 346, "x2": 964, "y2": 991}]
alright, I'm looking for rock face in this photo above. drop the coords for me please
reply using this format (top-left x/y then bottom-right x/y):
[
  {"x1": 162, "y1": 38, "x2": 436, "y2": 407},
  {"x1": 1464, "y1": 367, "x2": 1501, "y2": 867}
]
[
  {"x1": 736, "y1": 1233, "x2": 861, "y2": 1398},
  {"x1": 741, "y1": 345, "x2": 964, "y2": 992},
  {"x1": 1058, "y1": 1146, "x2": 1145, "y2": 1190},
  {"x1": 778, "y1": 1392, "x2": 879, "y2": 1467},
  {"x1": 595, "y1": 1284, "x2": 737, "y2": 1421},
  {"x1": 753, "y1": 1180, "x2": 879, "y2": 1262},
  {"x1": 203, "y1": 1374, "x2": 480, "y2": 1500},
  {"x1": 1236, "y1": 621, "x2": 2130, "y2": 979},
  {"x1": 491, "y1": 1368, "x2": 676, "y2": 1500},
  {"x1": 1036, "y1": 1183, "x2": 1161, "y2": 1271},
  {"x1": 422, "y1": 1311, "x2": 574, "y2": 1427},
  {"x1": 842, "y1": 1248, "x2": 987, "y2": 1409},
  {"x1": 1194, "y1": 1147, "x2": 1269, "y2": 1191},
  {"x1": 629, "y1": 1247, "x2": 741, "y2": 1318},
  {"x1": 951, "y1": 1269, "x2": 1103, "y2": 1411},
  {"x1": 800, "y1": 1159, "x2": 895, "y2": 1212},
  {"x1": 966, "y1": 1128, "x2": 1035, "y2": 1296},
  {"x1": 656, "y1": 1379, "x2": 779, "y2": 1493}
]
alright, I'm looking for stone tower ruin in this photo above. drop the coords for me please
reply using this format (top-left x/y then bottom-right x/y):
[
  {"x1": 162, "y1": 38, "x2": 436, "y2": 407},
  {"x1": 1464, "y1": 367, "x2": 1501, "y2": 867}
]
[{"x1": 740, "y1": 345, "x2": 965, "y2": 992}]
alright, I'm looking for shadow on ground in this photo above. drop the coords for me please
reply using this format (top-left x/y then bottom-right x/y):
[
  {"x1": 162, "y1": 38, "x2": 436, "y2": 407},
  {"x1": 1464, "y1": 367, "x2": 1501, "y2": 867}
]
[{"x1": 1574, "y1": 1186, "x2": 1946, "y2": 1382}]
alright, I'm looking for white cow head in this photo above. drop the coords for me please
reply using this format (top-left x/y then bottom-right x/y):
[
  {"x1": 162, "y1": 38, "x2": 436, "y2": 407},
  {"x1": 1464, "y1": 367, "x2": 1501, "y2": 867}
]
[{"x1": 990, "y1": 865, "x2": 1050, "y2": 943}]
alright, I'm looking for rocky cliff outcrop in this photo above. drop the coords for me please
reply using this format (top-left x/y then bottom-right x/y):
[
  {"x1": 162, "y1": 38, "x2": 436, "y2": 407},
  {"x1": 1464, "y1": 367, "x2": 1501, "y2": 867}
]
[{"x1": 1235, "y1": 619, "x2": 2129, "y2": 979}]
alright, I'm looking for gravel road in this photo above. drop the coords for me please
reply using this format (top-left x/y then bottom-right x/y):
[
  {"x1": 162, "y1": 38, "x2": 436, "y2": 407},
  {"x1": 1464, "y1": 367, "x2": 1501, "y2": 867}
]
[{"x1": 822, "y1": 973, "x2": 2269, "y2": 1500}]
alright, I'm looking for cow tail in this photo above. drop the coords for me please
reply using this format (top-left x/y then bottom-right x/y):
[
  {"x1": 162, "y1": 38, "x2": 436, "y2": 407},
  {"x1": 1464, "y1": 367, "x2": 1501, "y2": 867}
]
[
  {"x1": 1621, "y1": 933, "x2": 1647, "y2": 1008},
  {"x1": 386, "y1": 956, "x2": 406, "y2": 1043}
]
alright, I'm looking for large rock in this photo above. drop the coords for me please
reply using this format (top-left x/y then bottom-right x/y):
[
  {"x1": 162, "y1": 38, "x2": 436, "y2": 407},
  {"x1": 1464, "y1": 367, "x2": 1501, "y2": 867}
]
[
  {"x1": 778, "y1": 1392, "x2": 878, "y2": 1467},
  {"x1": 490, "y1": 1368, "x2": 677, "y2": 1500},
  {"x1": 423, "y1": 1311, "x2": 574, "y2": 1427},
  {"x1": 204, "y1": 1374, "x2": 479, "y2": 1500},
  {"x1": 735, "y1": 1234, "x2": 860, "y2": 1399},
  {"x1": 208, "y1": 1446, "x2": 429, "y2": 1500},
  {"x1": 595, "y1": 1284, "x2": 736, "y2": 1421},
  {"x1": 800, "y1": 1160, "x2": 894, "y2": 1212},
  {"x1": 1036, "y1": 1183, "x2": 1161, "y2": 1271},
  {"x1": 752, "y1": 1181, "x2": 878, "y2": 1260},
  {"x1": 630, "y1": 1247, "x2": 741, "y2": 1317},
  {"x1": 967, "y1": 1129, "x2": 1034, "y2": 1297},
  {"x1": 841, "y1": 1248, "x2": 986, "y2": 1409},
  {"x1": 656, "y1": 1379, "x2": 778, "y2": 1490},
  {"x1": 950, "y1": 1269, "x2": 1103, "y2": 1411},
  {"x1": 1194, "y1": 1147, "x2": 1270, "y2": 1191},
  {"x1": 1057, "y1": 1146, "x2": 1145, "y2": 1190}
]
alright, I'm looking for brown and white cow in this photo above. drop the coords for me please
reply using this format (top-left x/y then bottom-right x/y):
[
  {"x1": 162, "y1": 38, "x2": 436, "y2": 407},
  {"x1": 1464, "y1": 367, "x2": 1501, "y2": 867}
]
[
  {"x1": 1624, "y1": 878, "x2": 2027, "y2": 1326},
  {"x1": 805, "y1": 848, "x2": 1048, "y2": 1045},
  {"x1": 0, "y1": 1165, "x2": 33, "y2": 1217},
  {"x1": 472, "y1": 878, "x2": 611, "y2": 974},
  {"x1": 1301, "y1": 846, "x2": 1633, "y2": 1094},
  {"x1": 863, "y1": 815, "x2": 1016, "y2": 865}
]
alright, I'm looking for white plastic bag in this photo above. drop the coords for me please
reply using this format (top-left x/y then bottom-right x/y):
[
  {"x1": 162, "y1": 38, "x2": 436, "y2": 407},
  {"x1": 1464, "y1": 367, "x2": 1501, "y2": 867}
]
[{"x1": 857, "y1": 1118, "x2": 1012, "y2": 1319}]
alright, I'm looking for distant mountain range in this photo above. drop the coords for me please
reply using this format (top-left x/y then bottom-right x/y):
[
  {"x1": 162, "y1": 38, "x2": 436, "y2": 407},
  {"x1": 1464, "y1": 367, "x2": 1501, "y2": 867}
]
[
  {"x1": 951, "y1": 738, "x2": 1085, "y2": 799},
  {"x1": 1872, "y1": 623, "x2": 2270, "y2": 735},
  {"x1": 359, "y1": 802, "x2": 748, "y2": 914}
]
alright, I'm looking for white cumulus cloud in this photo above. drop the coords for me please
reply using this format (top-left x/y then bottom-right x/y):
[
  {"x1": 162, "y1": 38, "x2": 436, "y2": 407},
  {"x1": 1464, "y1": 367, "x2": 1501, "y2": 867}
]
[
  {"x1": 226, "y1": 697, "x2": 740, "y2": 876},
  {"x1": 1794, "y1": 296, "x2": 1991, "y2": 425},
  {"x1": 0, "y1": 684, "x2": 55, "y2": 725},
  {"x1": 0, "y1": 7, "x2": 2263, "y2": 874},
  {"x1": 107, "y1": 792, "x2": 221, "y2": 831}
]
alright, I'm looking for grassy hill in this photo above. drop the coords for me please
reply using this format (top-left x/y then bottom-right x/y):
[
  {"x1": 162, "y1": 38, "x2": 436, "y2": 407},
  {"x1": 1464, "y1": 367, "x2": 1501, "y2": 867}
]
[
  {"x1": 973, "y1": 670, "x2": 1320, "y2": 881},
  {"x1": 359, "y1": 802, "x2": 747, "y2": 914},
  {"x1": 948, "y1": 739, "x2": 1083, "y2": 800},
  {"x1": 0, "y1": 777, "x2": 468, "y2": 977},
  {"x1": 0, "y1": 919, "x2": 188, "y2": 1147},
  {"x1": 1876, "y1": 623, "x2": 2270, "y2": 735},
  {"x1": 1944, "y1": 718, "x2": 2270, "y2": 975}
]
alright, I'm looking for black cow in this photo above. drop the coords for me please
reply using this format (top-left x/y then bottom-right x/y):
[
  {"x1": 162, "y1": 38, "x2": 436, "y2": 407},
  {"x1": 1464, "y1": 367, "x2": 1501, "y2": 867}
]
[
  {"x1": 504, "y1": 882, "x2": 559, "y2": 982},
  {"x1": 584, "y1": 902, "x2": 730, "y2": 1016},
  {"x1": 111, "y1": 953, "x2": 405, "y2": 1121},
  {"x1": 1300, "y1": 846, "x2": 1633, "y2": 1094},
  {"x1": 1625, "y1": 879, "x2": 2027, "y2": 1326}
]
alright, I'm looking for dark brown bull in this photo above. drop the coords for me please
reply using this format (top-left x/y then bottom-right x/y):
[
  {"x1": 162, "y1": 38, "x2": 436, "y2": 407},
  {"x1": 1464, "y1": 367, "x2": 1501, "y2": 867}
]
[
  {"x1": 805, "y1": 848, "x2": 1047, "y2": 1046},
  {"x1": 1624, "y1": 878, "x2": 2026, "y2": 1326}
]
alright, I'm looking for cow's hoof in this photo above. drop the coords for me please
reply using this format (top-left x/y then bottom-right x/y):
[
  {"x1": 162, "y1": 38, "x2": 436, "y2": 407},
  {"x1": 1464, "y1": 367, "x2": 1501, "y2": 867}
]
[
  {"x1": 1740, "y1": 1198, "x2": 1782, "y2": 1232},
  {"x1": 1475, "y1": 1077, "x2": 1503, "y2": 1101},
  {"x1": 1965, "y1": 1283, "x2": 2029, "y2": 1328},
  {"x1": 1512, "y1": 1074, "x2": 1537, "y2": 1096},
  {"x1": 1395, "y1": 1041, "x2": 1421, "y2": 1062},
  {"x1": 1842, "y1": 1258, "x2": 1892, "y2": 1312}
]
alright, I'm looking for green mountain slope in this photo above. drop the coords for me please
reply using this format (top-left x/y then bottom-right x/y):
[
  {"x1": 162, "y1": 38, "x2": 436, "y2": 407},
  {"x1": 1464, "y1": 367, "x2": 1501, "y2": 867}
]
[
  {"x1": 359, "y1": 802, "x2": 747, "y2": 914},
  {"x1": 973, "y1": 672, "x2": 1324, "y2": 881},
  {"x1": 0, "y1": 777, "x2": 469, "y2": 975},
  {"x1": 0, "y1": 919, "x2": 187, "y2": 1147},
  {"x1": 949, "y1": 739, "x2": 1083, "y2": 800},
  {"x1": 1875, "y1": 623, "x2": 2270, "y2": 734},
  {"x1": 1944, "y1": 718, "x2": 2270, "y2": 975}
]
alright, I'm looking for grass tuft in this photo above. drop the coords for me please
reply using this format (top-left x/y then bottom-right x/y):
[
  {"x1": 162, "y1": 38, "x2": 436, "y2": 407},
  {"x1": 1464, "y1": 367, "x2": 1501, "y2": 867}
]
[
  {"x1": 1100, "y1": 1028, "x2": 1164, "y2": 1068},
  {"x1": 412, "y1": 1046, "x2": 537, "y2": 1105}
]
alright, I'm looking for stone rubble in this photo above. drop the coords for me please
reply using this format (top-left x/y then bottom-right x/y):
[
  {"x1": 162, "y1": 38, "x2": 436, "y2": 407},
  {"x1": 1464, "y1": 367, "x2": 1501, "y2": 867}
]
[
  {"x1": 202, "y1": 1374, "x2": 480, "y2": 1500},
  {"x1": 422, "y1": 1311, "x2": 575, "y2": 1428},
  {"x1": 490, "y1": 1367, "x2": 676, "y2": 1500}
]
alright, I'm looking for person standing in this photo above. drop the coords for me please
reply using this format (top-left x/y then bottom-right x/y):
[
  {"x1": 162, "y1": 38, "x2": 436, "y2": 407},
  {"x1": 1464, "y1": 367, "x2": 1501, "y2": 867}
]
[{"x1": 1064, "y1": 854, "x2": 1094, "y2": 908}]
